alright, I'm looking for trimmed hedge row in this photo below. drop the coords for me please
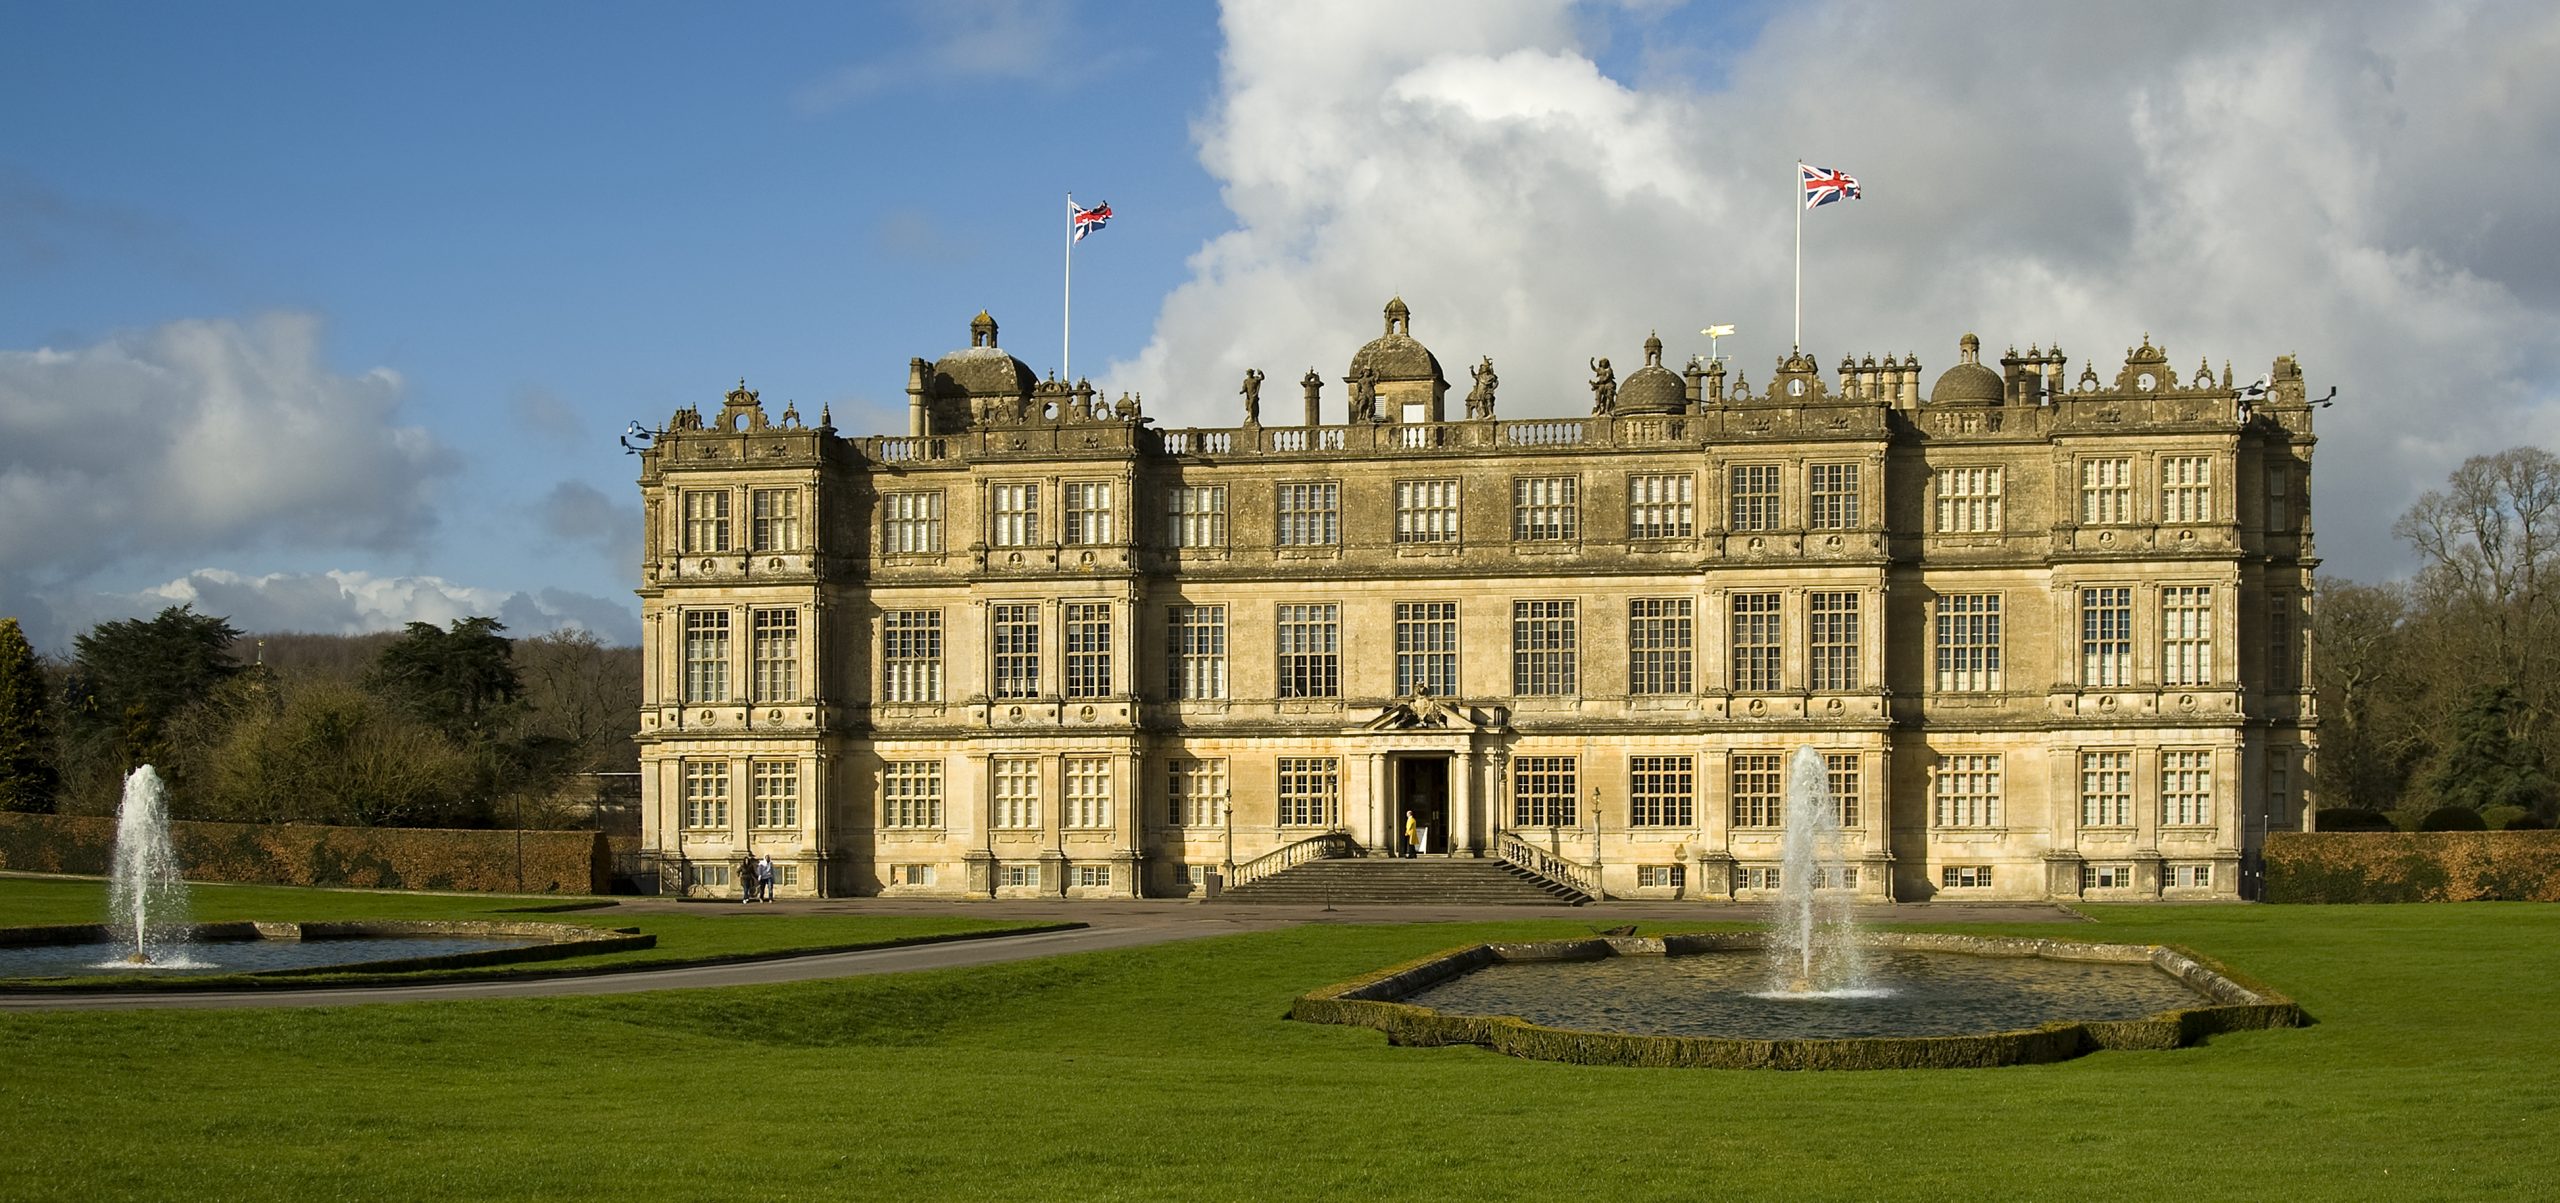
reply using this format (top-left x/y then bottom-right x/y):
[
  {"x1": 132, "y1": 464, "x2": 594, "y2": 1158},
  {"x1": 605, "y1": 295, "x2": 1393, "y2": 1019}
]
[
  {"x1": 2263, "y1": 830, "x2": 2560, "y2": 903},
  {"x1": 1291, "y1": 932, "x2": 2302, "y2": 1071},
  {"x1": 0, "y1": 812, "x2": 610, "y2": 894}
]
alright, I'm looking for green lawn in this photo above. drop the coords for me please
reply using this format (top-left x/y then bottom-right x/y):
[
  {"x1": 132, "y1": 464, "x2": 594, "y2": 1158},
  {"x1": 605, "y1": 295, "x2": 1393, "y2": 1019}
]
[
  {"x1": 0, "y1": 877, "x2": 1055, "y2": 985},
  {"x1": 3, "y1": 900, "x2": 2556, "y2": 1201}
]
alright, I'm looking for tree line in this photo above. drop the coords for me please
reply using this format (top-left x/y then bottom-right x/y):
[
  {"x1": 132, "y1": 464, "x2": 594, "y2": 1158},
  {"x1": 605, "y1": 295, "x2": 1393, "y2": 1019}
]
[
  {"x1": 0, "y1": 611, "x2": 638, "y2": 829},
  {"x1": 2319, "y1": 447, "x2": 2559, "y2": 830}
]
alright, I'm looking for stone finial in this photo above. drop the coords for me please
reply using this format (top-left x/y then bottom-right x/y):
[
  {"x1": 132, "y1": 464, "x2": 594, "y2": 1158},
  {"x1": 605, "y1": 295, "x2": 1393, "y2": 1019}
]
[
  {"x1": 1960, "y1": 333, "x2": 1981, "y2": 364},
  {"x1": 970, "y1": 310, "x2": 998, "y2": 348},
  {"x1": 1644, "y1": 331, "x2": 1664, "y2": 368}
]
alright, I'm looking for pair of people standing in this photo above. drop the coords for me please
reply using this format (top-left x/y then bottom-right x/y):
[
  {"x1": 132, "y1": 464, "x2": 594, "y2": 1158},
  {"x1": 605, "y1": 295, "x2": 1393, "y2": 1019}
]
[{"x1": 739, "y1": 853, "x2": 776, "y2": 902}]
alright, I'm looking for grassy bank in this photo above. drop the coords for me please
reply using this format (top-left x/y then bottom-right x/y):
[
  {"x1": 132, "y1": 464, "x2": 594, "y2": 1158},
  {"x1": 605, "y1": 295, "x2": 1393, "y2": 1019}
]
[
  {"x1": 0, "y1": 877, "x2": 1051, "y2": 984},
  {"x1": 2, "y1": 902, "x2": 2555, "y2": 1199}
]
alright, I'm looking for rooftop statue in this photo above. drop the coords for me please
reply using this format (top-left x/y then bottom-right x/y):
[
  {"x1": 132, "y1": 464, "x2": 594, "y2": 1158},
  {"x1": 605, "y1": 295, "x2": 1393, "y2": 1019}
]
[
  {"x1": 1589, "y1": 357, "x2": 1617, "y2": 415},
  {"x1": 1466, "y1": 357, "x2": 1499, "y2": 419},
  {"x1": 1240, "y1": 368, "x2": 1263, "y2": 425}
]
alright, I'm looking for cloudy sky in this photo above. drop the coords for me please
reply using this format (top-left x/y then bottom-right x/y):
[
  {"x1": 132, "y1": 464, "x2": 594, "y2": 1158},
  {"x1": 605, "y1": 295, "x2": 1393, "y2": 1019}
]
[{"x1": 5, "y1": 0, "x2": 2555, "y2": 651}]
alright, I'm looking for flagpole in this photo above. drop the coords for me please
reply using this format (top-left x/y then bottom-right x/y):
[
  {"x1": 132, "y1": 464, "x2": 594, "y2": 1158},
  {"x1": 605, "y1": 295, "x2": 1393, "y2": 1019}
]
[
  {"x1": 1063, "y1": 192, "x2": 1074, "y2": 381},
  {"x1": 1793, "y1": 161, "x2": 1803, "y2": 351}
]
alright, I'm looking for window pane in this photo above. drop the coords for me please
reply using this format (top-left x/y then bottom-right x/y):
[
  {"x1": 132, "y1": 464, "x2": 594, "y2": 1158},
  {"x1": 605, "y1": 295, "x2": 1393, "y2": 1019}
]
[
  {"x1": 1629, "y1": 755, "x2": 1694, "y2": 826},
  {"x1": 1512, "y1": 756, "x2": 1578, "y2": 826},
  {"x1": 1394, "y1": 601, "x2": 1459, "y2": 696},
  {"x1": 1808, "y1": 463, "x2": 1860, "y2": 530},
  {"x1": 1167, "y1": 605, "x2": 1227, "y2": 700},
  {"x1": 883, "y1": 610, "x2": 943, "y2": 703},
  {"x1": 1063, "y1": 602, "x2": 1112, "y2": 698},
  {"x1": 1394, "y1": 479, "x2": 1461, "y2": 544},
  {"x1": 1513, "y1": 477, "x2": 1579, "y2": 541},
  {"x1": 1728, "y1": 465, "x2": 1779, "y2": 531},
  {"x1": 1729, "y1": 593, "x2": 1781, "y2": 692},
  {"x1": 991, "y1": 603, "x2": 1040, "y2": 699},
  {"x1": 1934, "y1": 594, "x2": 2002, "y2": 692},
  {"x1": 1511, "y1": 600, "x2": 1578, "y2": 695},
  {"x1": 1628, "y1": 474, "x2": 1694, "y2": 539},
  {"x1": 682, "y1": 611, "x2": 730, "y2": 703},
  {"x1": 1277, "y1": 603, "x2": 1341, "y2": 698},
  {"x1": 1628, "y1": 598, "x2": 1694, "y2": 695}
]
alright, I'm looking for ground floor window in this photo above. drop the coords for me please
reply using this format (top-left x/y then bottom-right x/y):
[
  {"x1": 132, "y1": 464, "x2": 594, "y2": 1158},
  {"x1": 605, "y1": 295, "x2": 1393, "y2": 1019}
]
[
  {"x1": 1277, "y1": 758, "x2": 1340, "y2": 827},
  {"x1": 1636, "y1": 864, "x2": 1686, "y2": 889},
  {"x1": 1074, "y1": 864, "x2": 1112, "y2": 889},
  {"x1": 1817, "y1": 867, "x2": 1858, "y2": 889},
  {"x1": 1170, "y1": 759, "x2": 1226, "y2": 827},
  {"x1": 1628, "y1": 756, "x2": 1693, "y2": 827},
  {"x1": 2168, "y1": 863, "x2": 2214, "y2": 889},
  {"x1": 1941, "y1": 865, "x2": 1994, "y2": 889},
  {"x1": 2082, "y1": 863, "x2": 2134, "y2": 890},
  {"x1": 1184, "y1": 865, "x2": 1211, "y2": 886},
  {"x1": 890, "y1": 864, "x2": 935, "y2": 887},
  {"x1": 682, "y1": 761, "x2": 729, "y2": 829},
  {"x1": 684, "y1": 863, "x2": 731, "y2": 889},
  {"x1": 1511, "y1": 756, "x2": 1578, "y2": 826},
  {"x1": 1737, "y1": 865, "x2": 1781, "y2": 891},
  {"x1": 1001, "y1": 863, "x2": 1039, "y2": 889}
]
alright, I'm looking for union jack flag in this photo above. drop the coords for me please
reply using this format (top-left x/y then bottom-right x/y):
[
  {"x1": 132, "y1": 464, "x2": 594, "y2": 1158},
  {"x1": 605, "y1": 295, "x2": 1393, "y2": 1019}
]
[
  {"x1": 1071, "y1": 198, "x2": 1113, "y2": 242},
  {"x1": 1801, "y1": 163, "x2": 1860, "y2": 210}
]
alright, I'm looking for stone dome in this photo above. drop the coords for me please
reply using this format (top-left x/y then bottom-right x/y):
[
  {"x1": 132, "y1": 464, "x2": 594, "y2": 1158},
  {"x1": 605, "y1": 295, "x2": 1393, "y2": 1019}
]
[
  {"x1": 932, "y1": 311, "x2": 1036, "y2": 398},
  {"x1": 1347, "y1": 296, "x2": 1447, "y2": 384},
  {"x1": 1929, "y1": 333, "x2": 2004, "y2": 404},
  {"x1": 1617, "y1": 332, "x2": 1685, "y2": 414}
]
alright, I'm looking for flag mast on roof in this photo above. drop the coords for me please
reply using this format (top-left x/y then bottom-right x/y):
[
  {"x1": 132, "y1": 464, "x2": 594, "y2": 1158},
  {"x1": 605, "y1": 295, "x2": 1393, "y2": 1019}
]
[
  {"x1": 1065, "y1": 195, "x2": 1113, "y2": 381},
  {"x1": 1796, "y1": 162, "x2": 1861, "y2": 351}
]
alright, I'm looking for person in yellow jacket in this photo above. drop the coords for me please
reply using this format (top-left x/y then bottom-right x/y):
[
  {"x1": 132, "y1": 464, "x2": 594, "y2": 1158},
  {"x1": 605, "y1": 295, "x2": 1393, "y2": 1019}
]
[{"x1": 1403, "y1": 809, "x2": 1419, "y2": 858}]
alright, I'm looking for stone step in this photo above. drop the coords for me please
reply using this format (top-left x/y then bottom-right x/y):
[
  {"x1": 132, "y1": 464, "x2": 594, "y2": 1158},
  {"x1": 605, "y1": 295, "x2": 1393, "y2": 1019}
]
[{"x1": 1217, "y1": 855, "x2": 1587, "y2": 906}]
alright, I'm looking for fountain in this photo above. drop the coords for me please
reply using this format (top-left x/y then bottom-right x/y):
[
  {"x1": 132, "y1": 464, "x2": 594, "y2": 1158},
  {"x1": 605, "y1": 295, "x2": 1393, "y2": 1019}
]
[
  {"x1": 1292, "y1": 750, "x2": 2306, "y2": 1067},
  {"x1": 105, "y1": 765, "x2": 192, "y2": 966},
  {"x1": 1763, "y1": 746, "x2": 1871, "y2": 997},
  {"x1": 0, "y1": 765, "x2": 660, "y2": 982}
]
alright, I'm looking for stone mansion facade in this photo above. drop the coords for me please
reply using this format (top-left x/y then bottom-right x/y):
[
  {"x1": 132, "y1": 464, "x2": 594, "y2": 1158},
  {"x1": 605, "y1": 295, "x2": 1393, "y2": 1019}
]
[{"x1": 634, "y1": 300, "x2": 2319, "y2": 903}]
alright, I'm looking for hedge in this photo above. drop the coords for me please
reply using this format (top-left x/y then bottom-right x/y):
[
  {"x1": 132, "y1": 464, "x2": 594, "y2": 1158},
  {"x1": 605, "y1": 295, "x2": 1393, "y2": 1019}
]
[
  {"x1": 2263, "y1": 830, "x2": 2560, "y2": 903},
  {"x1": 0, "y1": 812, "x2": 610, "y2": 894},
  {"x1": 1290, "y1": 932, "x2": 2300, "y2": 1071}
]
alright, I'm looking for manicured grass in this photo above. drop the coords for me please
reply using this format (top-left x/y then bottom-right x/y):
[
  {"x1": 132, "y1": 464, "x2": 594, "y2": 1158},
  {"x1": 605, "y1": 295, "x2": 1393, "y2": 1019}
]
[
  {"x1": 0, "y1": 877, "x2": 1053, "y2": 985},
  {"x1": 3, "y1": 902, "x2": 2556, "y2": 1201}
]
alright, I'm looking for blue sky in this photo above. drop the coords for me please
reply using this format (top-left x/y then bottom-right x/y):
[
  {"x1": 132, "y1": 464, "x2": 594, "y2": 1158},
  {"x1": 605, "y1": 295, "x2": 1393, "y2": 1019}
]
[{"x1": 6, "y1": 0, "x2": 2556, "y2": 649}]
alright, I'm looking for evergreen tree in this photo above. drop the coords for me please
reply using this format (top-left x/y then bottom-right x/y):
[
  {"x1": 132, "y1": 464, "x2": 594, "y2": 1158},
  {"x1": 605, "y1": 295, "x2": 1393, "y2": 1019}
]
[
  {"x1": 2429, "y1": 685, "x2": 2560, "y2": 819},
  {"x1": 0, "y1": 617, "x2": 58, "y2": 813},
  {"x1": 366, "y1": 617, "x2": 522, "y2": 740},
  {"x1": 68, "y1": 605, "x2": 241, "y2": 770}
]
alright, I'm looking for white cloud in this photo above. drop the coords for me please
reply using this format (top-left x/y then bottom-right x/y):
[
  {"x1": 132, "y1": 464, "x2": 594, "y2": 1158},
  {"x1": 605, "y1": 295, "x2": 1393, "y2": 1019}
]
[
  {"x1": 0, "y1": 313, "x2": 456, "y2": 583},
  {"x1": 1116, "y1": 0, "x2": 2560, "y2": 581},
  {"x1": 14, "y1": 569, "x2": 638, "y2": 652},
  {"x1": 795, "y1": 0, "x2": 1106, "y2": 113}
]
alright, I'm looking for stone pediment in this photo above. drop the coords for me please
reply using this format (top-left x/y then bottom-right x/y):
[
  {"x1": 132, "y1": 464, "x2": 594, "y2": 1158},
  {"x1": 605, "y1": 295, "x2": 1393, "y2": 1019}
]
[{"x1": 1360, "y1": 692, "x2": 1505, "y2": 733}]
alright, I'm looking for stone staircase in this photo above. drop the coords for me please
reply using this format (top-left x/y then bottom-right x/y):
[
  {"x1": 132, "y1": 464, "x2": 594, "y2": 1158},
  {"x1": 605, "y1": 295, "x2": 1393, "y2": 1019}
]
[{"x1": 1217, "y1": 854, "x2": 1589, "y2": 906}]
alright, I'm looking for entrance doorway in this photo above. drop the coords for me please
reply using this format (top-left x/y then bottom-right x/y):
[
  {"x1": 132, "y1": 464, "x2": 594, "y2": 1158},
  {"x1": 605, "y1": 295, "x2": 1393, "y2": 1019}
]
[{"x1": 1395, "y1": 756, "x2": 1450, "y2": 856}]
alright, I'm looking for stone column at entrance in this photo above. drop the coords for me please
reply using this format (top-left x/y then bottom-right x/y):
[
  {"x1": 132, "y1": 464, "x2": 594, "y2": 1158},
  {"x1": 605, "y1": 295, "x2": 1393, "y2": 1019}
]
[
  {"x1": 1452, "y1": 750, "x2": 1478, "y2": 856},
  {"x1": 1365, "y1": 753, "x2": 1389, "y2": 854}
]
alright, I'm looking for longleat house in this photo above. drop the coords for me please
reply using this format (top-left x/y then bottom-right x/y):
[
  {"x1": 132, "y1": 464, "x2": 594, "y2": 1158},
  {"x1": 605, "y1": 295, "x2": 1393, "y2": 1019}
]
[{"x1": 634, "y1": 299, "x2": 2318, "y2": 902}]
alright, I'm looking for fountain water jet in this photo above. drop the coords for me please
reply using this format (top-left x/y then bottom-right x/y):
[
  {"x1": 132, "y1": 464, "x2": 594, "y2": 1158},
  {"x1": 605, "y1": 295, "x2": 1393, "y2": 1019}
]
[
  {"x1": 1765, "y1": 747, "x2": 1870, "y2": 996},
  {"x1": 105, "y1": 765, "x2": 191, "y2": 965}
]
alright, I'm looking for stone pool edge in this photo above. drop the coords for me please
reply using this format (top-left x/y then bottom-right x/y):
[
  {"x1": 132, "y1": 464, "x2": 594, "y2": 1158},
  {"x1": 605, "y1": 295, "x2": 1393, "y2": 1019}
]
[
  {"x1": 0, "y1": 919, "x2": 656, "y2": 984},
  {"x1": 1288, "y1": 931, "x2": 2305, "y2": 1071}
]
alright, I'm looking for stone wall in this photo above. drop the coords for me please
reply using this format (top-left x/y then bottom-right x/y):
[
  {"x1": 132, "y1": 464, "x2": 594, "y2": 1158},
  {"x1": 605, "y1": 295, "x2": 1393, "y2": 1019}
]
[
  {"x1": 2263, "y1": 831, "x2": 2560, "y2": 903},
  {"x1": 0, "y1": 812, "x2": 610, "y2": 895}
]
